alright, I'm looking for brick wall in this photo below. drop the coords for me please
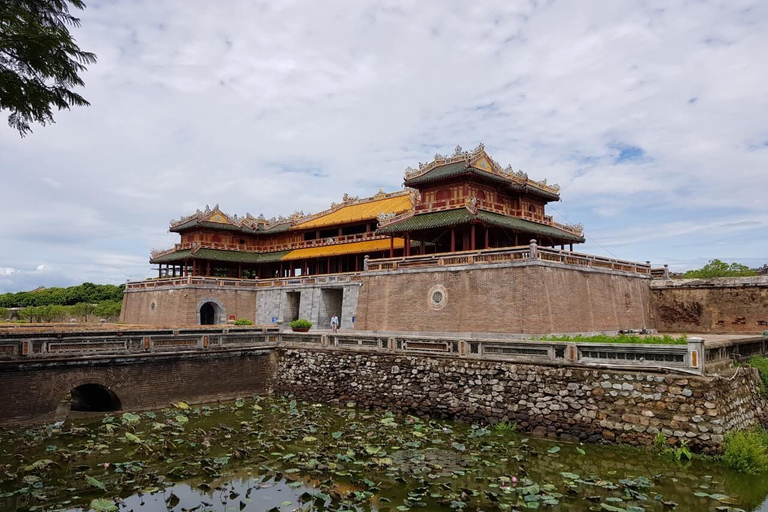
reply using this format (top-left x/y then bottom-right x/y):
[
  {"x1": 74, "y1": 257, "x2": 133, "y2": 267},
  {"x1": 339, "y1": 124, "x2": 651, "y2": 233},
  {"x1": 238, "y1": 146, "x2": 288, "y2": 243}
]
[
  {"x1": 651, "y1": 277, "x2": 768, "y2": 334},
  {"x1": 0, "y1": 350, "x2": 276, "y2": 424},
  {"x1": 121, "y1": 286, "x2": 258, "y2": 325},
  {"x1": 355, "y1": 262, "x2": 654, "y2": 334},
  {"x1": 277, "y1": 348, "x2": 767, "y2": 453}
]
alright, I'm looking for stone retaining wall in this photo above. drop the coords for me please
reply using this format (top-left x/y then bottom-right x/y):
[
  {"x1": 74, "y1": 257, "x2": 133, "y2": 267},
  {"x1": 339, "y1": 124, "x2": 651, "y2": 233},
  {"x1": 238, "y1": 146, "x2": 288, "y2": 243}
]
[{"x1": 276, "y1": 348, "x2": 768, "y2": 453}]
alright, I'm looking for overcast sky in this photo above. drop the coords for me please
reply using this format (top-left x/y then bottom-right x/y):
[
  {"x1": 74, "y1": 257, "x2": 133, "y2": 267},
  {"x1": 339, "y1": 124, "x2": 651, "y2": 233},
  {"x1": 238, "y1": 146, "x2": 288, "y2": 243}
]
[{"x1": 1, "y1": 0, "x2": 767, "y2": 292}]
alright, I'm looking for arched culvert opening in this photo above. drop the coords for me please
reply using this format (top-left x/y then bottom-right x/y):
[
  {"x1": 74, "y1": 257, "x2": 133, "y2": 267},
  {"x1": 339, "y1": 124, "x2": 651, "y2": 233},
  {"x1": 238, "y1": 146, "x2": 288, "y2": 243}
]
[
  {"x1": 69, "y1": 384, "x2": 122, "y2": 412},
  {"x1": 199, "y1": 301, "x2": 222, "y2": 325}
]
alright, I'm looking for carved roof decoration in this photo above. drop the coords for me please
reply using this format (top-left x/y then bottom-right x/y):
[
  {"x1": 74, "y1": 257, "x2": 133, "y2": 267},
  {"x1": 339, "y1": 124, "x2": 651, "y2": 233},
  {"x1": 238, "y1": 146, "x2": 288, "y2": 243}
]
[
  {"x1": 168, "y1": 190, "x2": 414, "y2": 234},
  {"x1": 403, "y1": 144, "x2": 561, "y2": 199}
]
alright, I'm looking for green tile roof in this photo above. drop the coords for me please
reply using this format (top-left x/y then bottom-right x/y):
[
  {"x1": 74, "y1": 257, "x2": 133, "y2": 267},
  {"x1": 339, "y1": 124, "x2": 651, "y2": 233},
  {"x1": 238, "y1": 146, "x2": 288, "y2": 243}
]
[
  {"x1": 170, "y1": 221, "x2": 258, "y2": 234},
  {"x1": 404, "y1": 162, "x2": 560, "y2": 201},
  {"x1": 405, "y1": 162, "x2": 511, "y2": 187},
  {"x1": 476, "y1": 211, "x2": 584, "y2": 242},
  {"x1": 376, "y1": 209, "x2": 474, "y2": 233},
  {"x1": 150, "y1": 248, "x2": 289, "y2": 264},
  {"x1": 376, "y1": 208, "x2": 584, "y2": 242}
]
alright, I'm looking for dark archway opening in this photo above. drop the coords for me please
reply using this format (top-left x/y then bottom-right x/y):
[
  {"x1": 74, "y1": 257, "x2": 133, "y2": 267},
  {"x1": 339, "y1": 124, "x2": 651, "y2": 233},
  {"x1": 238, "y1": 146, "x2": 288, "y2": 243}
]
[
  {"x1": 70, "y1": 384, "x2": 122, "y2": 412},
  {"x1": 200, "y1": 302, "x2": 216, "y2": 325}
]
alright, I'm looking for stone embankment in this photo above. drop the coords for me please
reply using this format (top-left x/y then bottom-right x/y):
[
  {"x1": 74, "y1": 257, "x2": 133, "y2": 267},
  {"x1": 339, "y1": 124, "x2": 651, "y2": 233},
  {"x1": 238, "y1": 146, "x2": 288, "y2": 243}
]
[{"x1": 276, "y1": 349, "x2": 767, "y2": 453}]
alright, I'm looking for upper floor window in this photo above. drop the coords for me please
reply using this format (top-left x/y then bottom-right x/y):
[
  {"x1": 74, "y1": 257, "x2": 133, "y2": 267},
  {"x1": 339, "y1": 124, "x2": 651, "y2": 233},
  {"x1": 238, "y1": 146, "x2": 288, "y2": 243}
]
[
  {"x1": 528, "y1": 204, "x2": 536, "y2": 213},
  {"x1": 435, "y1": 188, "x2": 451, "y2": 201},
  {"x1": 476, "y1": 189, "x2": 486, "y2": 200},
  {"x1": 211, "y1": 234, "x2": 221, "y2": 243}
]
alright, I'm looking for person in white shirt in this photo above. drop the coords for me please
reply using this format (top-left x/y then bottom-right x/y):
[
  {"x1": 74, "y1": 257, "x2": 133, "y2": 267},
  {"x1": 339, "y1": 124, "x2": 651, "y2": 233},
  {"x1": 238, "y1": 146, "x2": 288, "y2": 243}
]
[{"x1": 330, "y1": 315, "x2": 339, "y2": 333}]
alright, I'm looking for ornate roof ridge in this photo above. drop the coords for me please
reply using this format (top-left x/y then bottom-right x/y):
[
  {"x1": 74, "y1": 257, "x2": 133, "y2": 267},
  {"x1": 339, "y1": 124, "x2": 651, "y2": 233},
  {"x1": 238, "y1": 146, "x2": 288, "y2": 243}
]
[
  {"x1": 292, "y1": 189, "x2": 411, "y2": 227},
  {"x1": 403, "y1": 144, "x2": 560, "y2": 195},
  {"x1": 168, "y1": 189, "x2": 412, "y2": 232}
]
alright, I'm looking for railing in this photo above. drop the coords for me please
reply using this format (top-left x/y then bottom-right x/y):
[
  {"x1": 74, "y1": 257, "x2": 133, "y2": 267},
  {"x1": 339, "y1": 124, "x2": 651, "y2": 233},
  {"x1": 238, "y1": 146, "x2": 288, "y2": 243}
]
[
  {"x1": 366, "y1": 244, "x2": 653, "y2": 275},
  {"x1": 281, "y1": 332, "x2": 699, "y2": 373},
  {"x1": 409, "y1": 199, "x2": 583, "y2": 237},
  {"x1": 0, "y1": 328, "x2": 709, "y2": 374},
  {"x1": 705, "y1": 336, "x2": 768, "y2": 372},
  {"x1": 153, "y1": 231, "x2": 387, "y2": 259},
  {"x1": 0, "y1": 327, "x2": 279, "y2": 361},
  {"x1": 125, "y1": 273, "x2": 364, "y2": 291}
]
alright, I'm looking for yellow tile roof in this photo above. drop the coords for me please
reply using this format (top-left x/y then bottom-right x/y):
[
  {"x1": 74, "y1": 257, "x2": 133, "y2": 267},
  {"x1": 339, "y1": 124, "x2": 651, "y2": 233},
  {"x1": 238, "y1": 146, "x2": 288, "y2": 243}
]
[
  {"x1": 294, "y1": 194, "x2": 413, "y2": 230},
  {"x1": 281, "y1": 238, "x2": 404, "y2": 261}
]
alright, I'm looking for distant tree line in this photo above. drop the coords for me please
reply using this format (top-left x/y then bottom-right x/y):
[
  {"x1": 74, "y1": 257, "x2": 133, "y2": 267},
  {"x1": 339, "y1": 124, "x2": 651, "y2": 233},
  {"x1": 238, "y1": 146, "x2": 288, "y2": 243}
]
[
  {"x1": 0, "y1": 283, "x2": 124, "y2": 307},
  {"x1": 680, "y1": 259, "x2": 762, "y2": 279},
  {"x1": 0, "y1": 283, "x2": 124, "y2": 323}
]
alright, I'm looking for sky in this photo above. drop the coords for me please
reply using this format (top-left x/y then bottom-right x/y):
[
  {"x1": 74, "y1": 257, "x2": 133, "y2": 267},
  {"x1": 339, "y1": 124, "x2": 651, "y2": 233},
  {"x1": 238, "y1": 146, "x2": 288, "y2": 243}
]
[{"x1": 1, "y1": 0, "x2": 767, "y2": 293}]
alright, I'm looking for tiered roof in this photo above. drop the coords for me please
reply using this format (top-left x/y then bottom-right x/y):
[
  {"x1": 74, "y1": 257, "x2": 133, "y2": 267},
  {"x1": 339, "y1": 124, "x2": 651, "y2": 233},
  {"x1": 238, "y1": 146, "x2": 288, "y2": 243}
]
[{"x1": 403, "y1": 144, "x2": 561, "y2": 201}]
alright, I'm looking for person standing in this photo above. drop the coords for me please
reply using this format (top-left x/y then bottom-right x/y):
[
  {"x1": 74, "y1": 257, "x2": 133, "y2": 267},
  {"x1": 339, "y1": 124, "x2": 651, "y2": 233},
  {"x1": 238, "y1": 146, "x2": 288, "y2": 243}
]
[{"x1": 330, "y1": 315, "x2": 339, "y2": 333}]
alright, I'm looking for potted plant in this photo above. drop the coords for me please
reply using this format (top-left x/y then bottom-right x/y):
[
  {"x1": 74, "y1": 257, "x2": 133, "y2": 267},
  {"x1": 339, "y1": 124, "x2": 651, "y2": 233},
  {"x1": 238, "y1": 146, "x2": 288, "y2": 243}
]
[{"x1": 290, "y1": 319, "x2": 313, "y2": 332}]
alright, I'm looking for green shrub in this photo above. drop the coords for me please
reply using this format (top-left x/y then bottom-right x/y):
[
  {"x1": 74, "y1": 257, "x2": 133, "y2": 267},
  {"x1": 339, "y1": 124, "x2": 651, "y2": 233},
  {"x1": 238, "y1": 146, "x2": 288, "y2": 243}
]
[
  {"x1": 722, "y1": 429, "x2": 768, "y2": 474},
  {"x1": 538, "y1": 334, "x2": 687, "y2": 345},
  {"x1": 0, "y1": 307, "x2": 8, "y2": 321},
  {"x1": 682, "y1": 259, "x2": 756, "y2": 279},
  {"x1": 234, "y1": 319, "x2": 254, "y2": 325},
  {"x1": 748, "y1": 356, "x2": 768, "y2": 395},
  {"x1": 493, "y1": 421, "x2": 517, "y2": 433},
  {"x1": 290, "y1": 319, "x2": 313, "y2": 329}
]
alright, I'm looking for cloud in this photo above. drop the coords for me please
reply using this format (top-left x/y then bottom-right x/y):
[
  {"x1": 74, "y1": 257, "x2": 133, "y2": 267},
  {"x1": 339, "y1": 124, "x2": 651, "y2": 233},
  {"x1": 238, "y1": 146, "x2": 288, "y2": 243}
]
[{"x1": 0, "y1": 0, "x2": 767, "y2": 291}]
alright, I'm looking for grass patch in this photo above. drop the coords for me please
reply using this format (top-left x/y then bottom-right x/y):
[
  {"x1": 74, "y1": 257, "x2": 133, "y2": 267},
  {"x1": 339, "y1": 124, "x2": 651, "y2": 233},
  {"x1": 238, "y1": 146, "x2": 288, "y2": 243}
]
[
  {"x1": 723, "y1": 429, "x2": 768, "y2": 474},
  {"x1": 748, "y1": 356, "x2": 768, "y2": 395},
  {"x1": 537, "y1": 334, "x2": 688, "y2": 345}
]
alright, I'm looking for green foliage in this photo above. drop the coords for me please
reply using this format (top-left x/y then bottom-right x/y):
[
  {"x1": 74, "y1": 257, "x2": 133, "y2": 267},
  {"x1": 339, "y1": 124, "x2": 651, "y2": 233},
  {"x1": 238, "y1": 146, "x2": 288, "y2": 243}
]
[
  {"x1": 682, "y1": 259, "x2": 757, "y2": 279},
  {"x1": 723, "y1": 429, "x2": 768, "y2": 474},
  {"x1": 538, "y1": 334, "x2": 688, "y2": 345},
  {"x1": 493, "y1": 421, "x2": 517, "y2": 433},
  {"x1": 653, "y1": 431, "x2": 667, "y2": 452},
  {"x1": 674, "y1": 439, "x2": 692, "y2": 461},
  {"x1": 0, "y1": 283, "x2": 124, "y2": 308},
  {"x1": 0, "y1": 307, "x2": 8, "y2": 321},
  {"x1": 234, "y1": 319, "x2": 254, "y2": 325},
  {"x1": 0, "y1": 0, "x2": 97, "y2": 136},
  {"x1": 93, "y1": 300, "x2": 122, "y2": 320},
  {"x1": 290, "y1": 318, "x2": 313, "y2": 329},
  {"x1": 748, "y1": 356, "x2": 768, "y2": 396}
]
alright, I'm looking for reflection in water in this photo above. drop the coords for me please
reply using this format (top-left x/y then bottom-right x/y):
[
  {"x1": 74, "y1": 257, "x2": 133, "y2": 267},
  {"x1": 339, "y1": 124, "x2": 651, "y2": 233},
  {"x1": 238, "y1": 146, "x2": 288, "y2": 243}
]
[{"x1": 0, "y1": 397, "x2": 767, "y2": 512}]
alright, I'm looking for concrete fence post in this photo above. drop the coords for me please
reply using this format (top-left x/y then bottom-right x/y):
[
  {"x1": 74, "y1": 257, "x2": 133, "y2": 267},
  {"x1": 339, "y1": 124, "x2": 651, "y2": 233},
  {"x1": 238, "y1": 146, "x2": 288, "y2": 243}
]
[
  {"x1": 321, "y1": 334, "x2": 327, "y2": 347},
  {"x1": 529, "y1": 239, "x2": 538, "y2": 261},
  {"x1": 363, "y1": 255, "x2": 370, "y2": 271},
  {"x1": 687, "y1": 337, "x2": 704, "y2": 373},
  {"x1": 388, "y1": 337, "x2": 396, "y2": 352},
  {"x1": 663, "y1": 264, "x2": 670, "y2": 279}
]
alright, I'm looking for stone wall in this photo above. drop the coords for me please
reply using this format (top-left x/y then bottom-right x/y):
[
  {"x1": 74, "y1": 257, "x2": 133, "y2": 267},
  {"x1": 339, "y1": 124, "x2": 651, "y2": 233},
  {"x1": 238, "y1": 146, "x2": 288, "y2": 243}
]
[
  {"x1": 0, "y1": 350, "x2": 277, "y2": 424},
  {"x1": 651, "y1": 277, "x2": 768, "y2": 334},
  {"x1": 355, "y1": 261, "x2": 654, "y2": 335},
  {"x1": 122, "y1": 282, "x2": 360, "y2": 328},
  {"x1": 276, "y1": 348, "x2": 767, "y2": 453},
  {"x1": 121, "y1": 285, "x2": 258, "y2": 325}
]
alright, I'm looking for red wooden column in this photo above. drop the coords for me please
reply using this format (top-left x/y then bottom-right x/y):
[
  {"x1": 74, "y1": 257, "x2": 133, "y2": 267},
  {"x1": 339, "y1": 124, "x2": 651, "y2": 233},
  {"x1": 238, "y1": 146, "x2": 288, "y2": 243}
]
[
  {"x1": 158, "y1": 265, "x2": 162, "y2": 279},
  {"x1": 389, "y1": 236, "x2": 394, "y2": 257},
  {"x1": 405, "y1": 233, "x2": 411, "y2": 256},
  {"x1": 184, "y1": 259, "x2": 188, "y2": 276},
  {"x1": 471, "y1": 224, "x2": 476, "y2": 251},
  {"x1": 451, "y1": 228, "x2": 456, "y2": 252},
  {"x1": 192, "y1": 259, "x2": 196, "y2": 276},
  {"x1": 289, "y1": 261, "x2": 294, "y2": 276},
  {"x1": 238, "y1": 263, "x2": 242, "y2": 279},
  {"x1": 206, "y1": 261, "x2": 210, "y2": 277},
  {"x1": 484, "y1": 227, "x2": 490, "y2": 249}
]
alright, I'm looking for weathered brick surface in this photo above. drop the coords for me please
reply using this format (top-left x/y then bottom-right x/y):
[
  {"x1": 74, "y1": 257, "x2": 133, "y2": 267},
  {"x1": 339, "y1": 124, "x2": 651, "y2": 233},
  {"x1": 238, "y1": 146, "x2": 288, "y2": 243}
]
[
  {"x1": 355, "y1": 263, "x2": 654, "y2": 334},
  {"x1": 651, "y1": 277, "x2": 768, "y2": 333},
  {"x1": 0, "y1": 350, "x2": 276, "y2": 424},
  {"x1": 121, "y1": 287, "x2": 258, "y2": 325},
  {"x1": 277, "y1": 349, "x2": 767, "y2": 453}
]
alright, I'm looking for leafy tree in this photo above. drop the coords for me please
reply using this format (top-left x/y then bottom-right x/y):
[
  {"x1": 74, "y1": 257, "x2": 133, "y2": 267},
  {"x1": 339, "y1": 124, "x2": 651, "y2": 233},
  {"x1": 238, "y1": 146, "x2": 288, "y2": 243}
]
[
  {"x1": 683, "y1": 259, "x2": 757, "y2": 279},
  {"x1": 0, "y1": 307, "x2": 8, "y2": 320},
  {"x1": 0, "y1": 0, "x2": 97, "y2": 136},
  {"x1": 93, "y1": 300, "x2": 122, "y2": 320},
  {"x1": 0, "y1": 283, "x2": 124, "y2": 307},
  {"x1": 70, "y1": 301, "x2": 95, "y2": 321}
]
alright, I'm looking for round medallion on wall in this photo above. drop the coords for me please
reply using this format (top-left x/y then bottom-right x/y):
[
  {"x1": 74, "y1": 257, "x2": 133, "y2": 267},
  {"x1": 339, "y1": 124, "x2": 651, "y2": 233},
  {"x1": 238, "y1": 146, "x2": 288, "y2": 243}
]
[{"x1": 428, "y1": 284, "x2": 447, "y2": 310}]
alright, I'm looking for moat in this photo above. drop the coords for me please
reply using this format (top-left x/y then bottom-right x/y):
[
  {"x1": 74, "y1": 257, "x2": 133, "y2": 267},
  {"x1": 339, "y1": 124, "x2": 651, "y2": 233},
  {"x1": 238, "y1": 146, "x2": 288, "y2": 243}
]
[{"x1": 1, "y1": 396, "x2": 767, "y2": 512}]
